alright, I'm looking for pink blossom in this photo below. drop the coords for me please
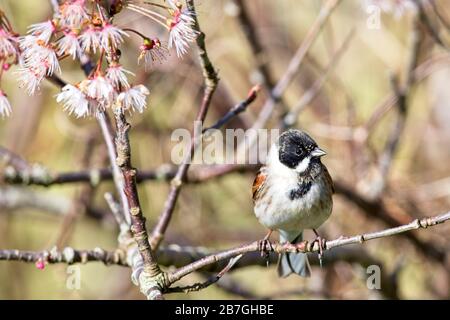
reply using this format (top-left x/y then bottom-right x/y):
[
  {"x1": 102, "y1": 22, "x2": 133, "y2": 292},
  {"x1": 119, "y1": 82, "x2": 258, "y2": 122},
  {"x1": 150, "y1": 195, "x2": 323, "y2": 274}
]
[
  {"x1": 117, "y1": 84, "x2": 149, "y2": 113},
  {"x1": 0, "y1": 29, "x2": 18, "y2": 59},
  {"x1": 167, "y1": 2, "x2": 198, "y2": 57},
  {"x1": 99, "y1": 23, "x2": 128, "y2": 51},
  {"x1": 27, "y1": 20, "x2": 56, "y2": 44},
  {"x1": 35, "y1": 259, "x2": 46, "y2": 270},
  {"x1": 56, "y1": 30, "x2": 81, "y2": 59},
  {"x1": 85, "y1": 75, "x2": 115, "y2": 108},
  {"x1": 138, "y1": 38, "x2": 168, "y2": 69},
  {"x1": 106, "y1": 63, "x2": 134, "y2": 89},
  {"x1": 56, "y1": 83, "x2": 94, "y2": 118},
  {"x1": 59, "y1": 0, "x2": 89, "y2": 28},
  {"x1": 79, "y1": 26, "x2": 101, "y2": 54},
  {"x1": 16, "y1": 65, "x2": 47, "y2": 95},
  {"x1": 19, "y1": 36, "x2": 60, "y2": 76}
]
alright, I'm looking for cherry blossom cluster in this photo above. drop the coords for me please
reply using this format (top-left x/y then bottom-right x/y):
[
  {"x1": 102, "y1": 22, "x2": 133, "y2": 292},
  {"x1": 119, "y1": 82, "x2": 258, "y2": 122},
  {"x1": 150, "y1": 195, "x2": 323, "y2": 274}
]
[
  {"x1": 0, "y1": 0, "x2": 199, "y2": 119},
  {"x1": 0, "y1": 11, "x2": 19, "y2": 118}
]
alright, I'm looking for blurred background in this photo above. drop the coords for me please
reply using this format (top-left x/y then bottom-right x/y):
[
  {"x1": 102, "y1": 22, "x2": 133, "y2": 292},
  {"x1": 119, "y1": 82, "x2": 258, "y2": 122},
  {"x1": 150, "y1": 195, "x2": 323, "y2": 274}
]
[{"x1": 0, "y1": 0, "x2": 450, "y2": 299}]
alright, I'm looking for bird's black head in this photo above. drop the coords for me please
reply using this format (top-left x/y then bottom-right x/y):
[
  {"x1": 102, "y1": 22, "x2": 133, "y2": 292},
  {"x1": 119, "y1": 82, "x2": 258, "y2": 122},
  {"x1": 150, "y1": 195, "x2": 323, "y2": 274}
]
[{"x1": 278, "y1": 129, "x2": 325, "y2": 170}]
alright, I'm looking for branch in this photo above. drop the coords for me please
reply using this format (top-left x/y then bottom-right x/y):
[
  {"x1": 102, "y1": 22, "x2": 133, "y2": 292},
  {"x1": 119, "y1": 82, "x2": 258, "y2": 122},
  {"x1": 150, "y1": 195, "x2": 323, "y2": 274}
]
[
  {"x1": 202, "y1": 85, "x2": 260, "y2": 133},
  {"x1": 149, "y1": 0, "x2": 219, "y2": 250},
  {"x1": 234, "y1": 0, "x2": 343, "y2": 161},
  {"x1": 166, "y1": 211, "x2": 450, "y2": 287},
  {"x1": 412, "y1": 0, "x2": 449, "y2": 50},
  {"x1": 1, "y1": 162, "x2": 256, "y2": 186},
  {"x1": 212, "y1": 247, "x2": 399, "y2": 299},
  {"x1": 0, "y1": 247, "x2": 128, "y2": 266},
  {"x1": 371, "y1": 16, "x2": 423, "y2": 198},
  {"x1": 4, "y1": 208, "x2": 446, "y2": 298},
  {"x1": 0, "y1": 186, "x2": 71, "y2": 215},
  {"x1": 76, "y1": 54, "x2": 130, "y2": 225},
  {"x1": 234, "y1": 0, "x2": 287, "y2": 111},
  {"x1": 44, "y1": 53, "x2": 131, "y2": 226},
  {"x1": 282, "y1": 27, "x2": 355, "y2": 128},
  {"x1": 334, "y1": 181, "x2": 447, "y2": 265},
  {"x1": 0, "y1": 146, "x2": 30, "y2": 170},
  {"x1": 3, "y1": 160, "x2": 446, "y2": 267},
  {"x1": 97, "y1": 112, "x2": 130, "y2": 224},
  {"x1": 166, "y1": 255, "x2": 243, "y2": 293},
  {"x1": 247, "y1": 0, "x2": 343, "y2": 132},
  {"x1": 113, "y1": 110, "x2": 165, "y2": 300}
]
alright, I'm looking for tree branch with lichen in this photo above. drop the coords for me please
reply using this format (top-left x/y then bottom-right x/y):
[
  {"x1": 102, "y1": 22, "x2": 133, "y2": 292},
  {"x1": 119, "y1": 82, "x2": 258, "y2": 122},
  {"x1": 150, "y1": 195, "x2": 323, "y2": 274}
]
[
  {"x1": 1, "y1": 210, "x2": 448, "y2": 298},
  {"x1": 113, "y1": 108, "x2": 167, "y2": 300}
]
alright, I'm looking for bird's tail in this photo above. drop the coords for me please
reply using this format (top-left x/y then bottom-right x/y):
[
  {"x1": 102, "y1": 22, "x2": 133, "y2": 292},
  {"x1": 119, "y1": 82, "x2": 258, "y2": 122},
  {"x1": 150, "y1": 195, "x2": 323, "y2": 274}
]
[{"x1": 277, "y1": 230, "x2": 311, "y2": 278}]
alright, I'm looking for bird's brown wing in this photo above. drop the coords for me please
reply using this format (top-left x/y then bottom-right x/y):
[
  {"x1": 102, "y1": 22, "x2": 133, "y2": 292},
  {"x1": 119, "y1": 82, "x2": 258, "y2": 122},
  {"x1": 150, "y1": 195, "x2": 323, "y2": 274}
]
[
  {"x1": 252, "y1": 168, "x2": 267, "y2": 203},
  {"x1": 323, "y1": 165, "x2": 335, "y2": 194}
]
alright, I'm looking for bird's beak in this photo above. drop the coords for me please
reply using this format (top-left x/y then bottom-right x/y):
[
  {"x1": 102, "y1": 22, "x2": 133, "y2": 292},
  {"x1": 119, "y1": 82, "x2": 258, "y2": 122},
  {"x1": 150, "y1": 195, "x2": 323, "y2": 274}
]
[{"x1": 311, "y1": 147, "x2": 327, "y2": 158}]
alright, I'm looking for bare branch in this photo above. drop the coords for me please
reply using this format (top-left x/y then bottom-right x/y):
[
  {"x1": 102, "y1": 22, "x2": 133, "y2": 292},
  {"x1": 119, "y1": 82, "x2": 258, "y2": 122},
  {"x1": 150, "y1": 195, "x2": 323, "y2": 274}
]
[
  {"x1": 245, "y1": 0, "x2": 343, "y2": 134},
  {"x1": 166, "y1": 211, "x2": 450, "y2": 286},
  {"x1": 282, "y1": 27, "x2": 355, "y2": 128},
  {"x1": 0, "y1": 247, "x2": 128, "y2": 266},
  {"x1": 114, "y1": 109, "x2": 165, "y2": 299},
  {"x1": 97, "y1": 112, "x2": 131, "y2": 225},
  {"x1": 150, "y1": 0, "x2": 219, "y2": 250},
  {"x1": 412, "y1": 0, "x2": 449, "y2": 50},
  {"x1": 234, "y1": 0, "x2": 287, "y2": 112},
  {"x1": 202, "y1": 85, "x2": 260, "y2": 133},
  {"x1": 372, "y1": 16, "x2": 423, "y2": 198},
  {"x1": 166, "y1": 255, "x2": 243, "y2": 293}
]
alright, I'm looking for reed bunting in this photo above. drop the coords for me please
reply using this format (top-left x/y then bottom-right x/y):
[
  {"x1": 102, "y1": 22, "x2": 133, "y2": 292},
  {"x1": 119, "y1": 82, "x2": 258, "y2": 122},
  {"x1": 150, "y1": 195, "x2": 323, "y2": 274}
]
[{"x1": 252, "y1": 129, "x2": 334, "y2": 277}]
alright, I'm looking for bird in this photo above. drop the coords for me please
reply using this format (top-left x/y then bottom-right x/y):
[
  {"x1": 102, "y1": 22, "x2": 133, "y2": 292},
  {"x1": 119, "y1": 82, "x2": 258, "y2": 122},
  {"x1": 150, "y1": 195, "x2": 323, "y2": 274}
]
[{"x1": 252, "y1": 129, "x2": 334, "y2": 277}]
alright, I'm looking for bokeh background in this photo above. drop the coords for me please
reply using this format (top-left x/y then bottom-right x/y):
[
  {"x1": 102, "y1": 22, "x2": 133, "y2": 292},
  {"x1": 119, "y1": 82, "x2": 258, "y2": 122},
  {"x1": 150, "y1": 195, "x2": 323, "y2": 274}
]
[{"x1": 1, "y1": 0, "x2": 450, "y2": 299}]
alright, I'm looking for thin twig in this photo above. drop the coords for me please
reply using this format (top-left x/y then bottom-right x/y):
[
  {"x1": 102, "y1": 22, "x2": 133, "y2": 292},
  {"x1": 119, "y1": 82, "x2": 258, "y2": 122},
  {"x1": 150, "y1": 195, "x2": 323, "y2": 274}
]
[
  {"x1": 334, "y1": 181, "x2": 447, "y2": 265},
  {"x1": 236, "y1": 0, "x2": 343, "y2": 157},
  {"x1": 0, "y1": 146, "x2": 30, "y2": 171},
  {"x1": 166, "y1": 255, "x2": 243, "y2": 293},
  {"x1": 282, "y1": 27, "x2": 355, "y2": 128},
  {"x1": 412, "y1": 0, "x2": 449, "y2": 50},
  {"x1": 202, "y1": 85, "x2": 260, "y2": 133},
  {"x1": 429, "y1": 0, "x2": 450, "y2": 31},
  {"x1": 49, "y1": 0, "x2": 59, "y2": 13},
  {"x1": 372, "y1": 16, "x2": 422, "y2": 198},
  {"x1": 234, "y1": 0, "x2": 286, "y2": 111},
  {"x1": 150, "y1": 0, "x2": 219, "y2": 250},
  {"x1": 363, "y1": 53, "x2": 450, "y2": 136}
]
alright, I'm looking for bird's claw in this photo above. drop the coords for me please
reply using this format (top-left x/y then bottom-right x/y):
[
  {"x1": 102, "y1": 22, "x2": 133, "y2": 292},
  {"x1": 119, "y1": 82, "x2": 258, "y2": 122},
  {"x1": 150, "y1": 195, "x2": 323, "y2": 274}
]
[
  {"x1": 312, "y1": 230, "x2": 326, "y2": 268},
  {"x1": 258, "y1": 238, "x2": 273, "y2": 259},
  {"x1": 258, "y1": 230, "x2": 273, "y2": 263}
]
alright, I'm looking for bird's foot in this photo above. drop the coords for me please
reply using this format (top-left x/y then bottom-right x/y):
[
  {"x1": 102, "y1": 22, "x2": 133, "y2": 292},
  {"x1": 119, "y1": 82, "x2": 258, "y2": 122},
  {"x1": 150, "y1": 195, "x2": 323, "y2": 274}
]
[
  {"x1": 312, "y1": 229, "x2": 326, "y2": 268},
  {"x1": 258, "y1": 230, "x2": 273, "y2": 262}
]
